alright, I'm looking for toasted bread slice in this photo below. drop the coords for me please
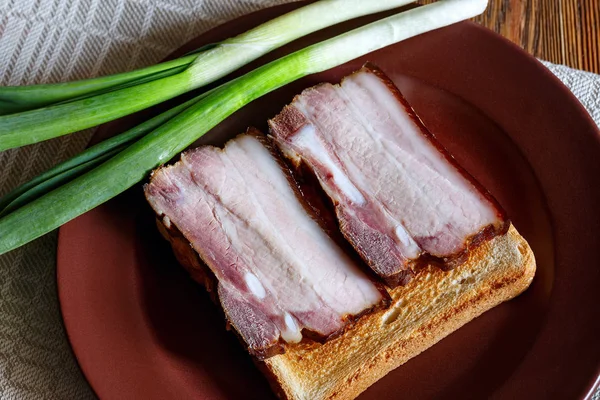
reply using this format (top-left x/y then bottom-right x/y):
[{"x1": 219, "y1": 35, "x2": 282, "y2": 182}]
[
  {"x1": 157, "y1": 217, "x2": 534, "y2": 400},
  {"x1": 262, "y1": 224, "x2": 534, "y2": 400}
]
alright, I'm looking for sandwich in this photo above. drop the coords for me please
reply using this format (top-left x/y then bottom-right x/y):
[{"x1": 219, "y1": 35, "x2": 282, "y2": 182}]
[{"x1": 144, "y1": 64, "x2": 535, "y2": 400}]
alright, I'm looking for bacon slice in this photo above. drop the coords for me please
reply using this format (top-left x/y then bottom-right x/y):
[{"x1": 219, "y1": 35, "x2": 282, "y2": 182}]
[
  {"x1": 269, "y1": 65, "x2": 507, "y2": 287},
  {"x1": 144, "y1": 131, "x2": 386, "y2": 358}
]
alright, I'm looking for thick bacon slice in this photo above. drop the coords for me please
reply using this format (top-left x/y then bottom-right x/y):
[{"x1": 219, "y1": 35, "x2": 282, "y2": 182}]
[
  {"x1": 269, "y1": 65, "x2": 507, "y2": 287},
  {"x1": 144, "y1": 131, "x2": 385, "y2": 358}
]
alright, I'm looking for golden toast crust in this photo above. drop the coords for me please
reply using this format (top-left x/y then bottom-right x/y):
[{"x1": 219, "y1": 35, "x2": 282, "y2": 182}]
[{"x1": 262, "y1": 225, "x2": 535, "y2": 400}]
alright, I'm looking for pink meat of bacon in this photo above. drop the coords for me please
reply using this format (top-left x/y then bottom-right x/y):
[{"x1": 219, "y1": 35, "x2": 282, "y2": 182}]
[
  {"x1": 269, "y1": 65, "x2": 507, "y2": 287},
  {"x1": 144, "y1": 132, "x2": 385, "y2": 359}
]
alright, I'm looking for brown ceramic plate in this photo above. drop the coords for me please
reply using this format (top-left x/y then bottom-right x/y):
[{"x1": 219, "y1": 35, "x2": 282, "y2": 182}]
[{"x1": 56, "y1": 3, "x2": 600, "y2": 399}]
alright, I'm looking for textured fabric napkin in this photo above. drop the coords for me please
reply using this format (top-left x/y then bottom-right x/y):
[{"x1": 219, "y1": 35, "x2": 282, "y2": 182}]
[{"x1": 0, "y1": 1, "x2": 599, "y2": 399}]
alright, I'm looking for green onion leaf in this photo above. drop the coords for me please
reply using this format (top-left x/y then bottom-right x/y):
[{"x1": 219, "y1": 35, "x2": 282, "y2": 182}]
[
  {"x1": 0, "y1": 54, "x2": 198, "y2": 115},
  {"x1": 0, "y1": 145, "x2": 125, "y2": 218},
  {"x1": 0, "y1": 44, "x2": 217, "y2": 115},
  {"x1": 0, "y1": 93, "x2": 207, "y2": 213}
]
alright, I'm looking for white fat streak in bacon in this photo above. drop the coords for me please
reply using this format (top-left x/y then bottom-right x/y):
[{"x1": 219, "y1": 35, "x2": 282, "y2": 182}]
[{"x1": 293, "y1": 125, "x2": 365, "y2": 205}]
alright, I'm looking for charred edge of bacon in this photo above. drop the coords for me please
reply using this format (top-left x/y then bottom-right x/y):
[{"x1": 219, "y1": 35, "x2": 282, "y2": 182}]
[
  {"x1": 268, "y1": 63, "x2": 509, "y2": 288},
  {"x1": 359, "y1": 63, "x2": 510, "y2": 272}
]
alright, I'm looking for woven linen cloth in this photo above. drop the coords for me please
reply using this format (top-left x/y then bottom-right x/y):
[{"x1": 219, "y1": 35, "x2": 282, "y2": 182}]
[{"x1": 0, "y1": 1, "x2": 599, "y2": 399}]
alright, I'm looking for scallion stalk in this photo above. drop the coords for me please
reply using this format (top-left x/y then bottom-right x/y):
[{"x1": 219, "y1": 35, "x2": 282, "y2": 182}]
[
  {"x1": 0, "y1": 92, "x2": 209, "y2": 213},
  {"x1": 0, "y1": 0, "x2": 488, "y2": 255},
  {"x1": 0, "y1": 53, "x2": 199, "y2": 115},
  {"x1": 0, "y1": 0, "x2": 416, "y2": 151},
  {"x1": 0, "y1": 146, "x2": 124, "y2": 218}
]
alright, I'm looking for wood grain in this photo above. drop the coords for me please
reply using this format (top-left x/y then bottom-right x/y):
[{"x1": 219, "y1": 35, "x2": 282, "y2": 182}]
[{"x1": 419, "y1": 0, "x2": 600, "y2": 73}]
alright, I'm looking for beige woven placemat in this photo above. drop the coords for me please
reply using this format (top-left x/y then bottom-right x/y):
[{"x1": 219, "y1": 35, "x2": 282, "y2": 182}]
[{"x1": 0, "y1": 1, "x2": 598, "y2": 399}]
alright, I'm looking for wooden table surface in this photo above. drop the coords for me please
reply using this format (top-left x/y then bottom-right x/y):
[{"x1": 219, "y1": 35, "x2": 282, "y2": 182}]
[{"x1": 421, "y1": 0, "x2": 600, "y2": 74}]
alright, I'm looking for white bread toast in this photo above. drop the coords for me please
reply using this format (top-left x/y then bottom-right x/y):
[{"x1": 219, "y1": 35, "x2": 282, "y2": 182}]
[{"x1": 157, "y1": 218, "x2": 535, "y2": 400}]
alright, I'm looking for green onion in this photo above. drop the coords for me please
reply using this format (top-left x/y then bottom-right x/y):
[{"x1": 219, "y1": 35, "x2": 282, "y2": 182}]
[
  {"x1": 0, "y1": 53, "x2": 200, "y2": 115},
  {"x1": 0, "y1": 0, "x2": 488, "y2": 255},
  {"x1": 0, "y1": 92, "x2": 208, "y2": 214},
  {"x1": 0, "y1": 146, "x2": 124, "y2": 218},
  {"x1": 0, "y1": 0, "x2": 416, "y2": 151}
]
